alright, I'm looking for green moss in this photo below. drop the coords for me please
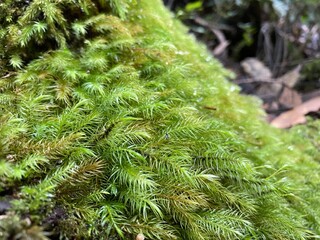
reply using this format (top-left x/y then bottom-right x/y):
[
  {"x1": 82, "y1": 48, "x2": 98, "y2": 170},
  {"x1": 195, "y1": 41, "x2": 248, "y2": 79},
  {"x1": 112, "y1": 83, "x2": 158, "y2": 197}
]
[{"x1": 0, "y1": 0, "x2": 319, "y2": 239}]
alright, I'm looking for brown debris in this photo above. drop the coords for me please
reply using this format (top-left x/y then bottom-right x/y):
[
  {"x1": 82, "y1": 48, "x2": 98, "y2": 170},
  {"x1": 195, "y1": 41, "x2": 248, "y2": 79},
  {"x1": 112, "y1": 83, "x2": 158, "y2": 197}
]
[
  {"x1": 278, "y1": 87, "x2": 302, "y2": 108},
  {"x1": 271, "y1": 97, "x2": 320, "y2": 128},
  {"x1": 277, "y1": 65, "x2": 301, "y2": 88},
  {"x1": 240, "y1": 58, "x2": 303, "y2": 114},
  {"x1": 241, "y1": 58, "x2": 272, "y2": 80},
  {"x1": 194, "y1": 17, "x2": 230, "y2": 56}
]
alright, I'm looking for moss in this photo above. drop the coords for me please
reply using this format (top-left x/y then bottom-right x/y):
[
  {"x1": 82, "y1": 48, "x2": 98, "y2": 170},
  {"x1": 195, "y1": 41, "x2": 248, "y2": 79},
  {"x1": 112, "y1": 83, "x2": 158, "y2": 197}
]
[{"x1": 0, "y1": 0, "x2": 319, "y2": 239}]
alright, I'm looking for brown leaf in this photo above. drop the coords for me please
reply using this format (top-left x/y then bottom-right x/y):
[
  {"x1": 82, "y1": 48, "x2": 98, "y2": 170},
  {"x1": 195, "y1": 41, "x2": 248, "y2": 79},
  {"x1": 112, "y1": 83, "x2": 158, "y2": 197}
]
[
  {"x1": 271, "y1": 97, "x2": 320, "y2": 128},
  {"x1": 256, "y1": 83, "x2": 282, "y2": 99},
  {"x1": 263, "y1": 101, "x2": 279, "y2": 112},
  {"x1": 278, "y1": 87, "x2": 302, "y2": 108},
  {"x1": 240, "y1": 58, "x2": 272, "y2": 80},
  {"x1": 276, "y1": 65, "x2": 301, "y2": 88}
]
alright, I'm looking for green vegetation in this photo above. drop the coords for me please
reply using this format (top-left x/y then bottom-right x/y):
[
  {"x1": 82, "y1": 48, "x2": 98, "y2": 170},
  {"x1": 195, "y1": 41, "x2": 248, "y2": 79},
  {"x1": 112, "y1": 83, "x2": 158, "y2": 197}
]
[{"x1": 0, "y1": 0, "x2": 319, "y2": 239}]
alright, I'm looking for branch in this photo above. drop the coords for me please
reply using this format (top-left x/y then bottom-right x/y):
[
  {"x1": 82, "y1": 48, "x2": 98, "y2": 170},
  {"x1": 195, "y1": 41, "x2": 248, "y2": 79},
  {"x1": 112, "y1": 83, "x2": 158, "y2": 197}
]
[{"x1": 194, "y1": 16, "x2": 229, "y2": 55}]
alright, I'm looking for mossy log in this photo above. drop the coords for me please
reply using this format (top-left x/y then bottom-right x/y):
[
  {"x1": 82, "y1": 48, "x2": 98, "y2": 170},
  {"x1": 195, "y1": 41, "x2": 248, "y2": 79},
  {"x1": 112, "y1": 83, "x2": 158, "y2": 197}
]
[{"x1": 0, "y1": 0, "x2": 320, "y2": 239}]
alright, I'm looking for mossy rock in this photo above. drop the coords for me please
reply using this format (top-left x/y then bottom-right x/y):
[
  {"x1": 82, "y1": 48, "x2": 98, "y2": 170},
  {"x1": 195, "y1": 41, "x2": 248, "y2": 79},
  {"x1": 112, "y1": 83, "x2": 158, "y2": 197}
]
[{"x1": 0, "y1": 0, "x2": 320, "y2": 239}]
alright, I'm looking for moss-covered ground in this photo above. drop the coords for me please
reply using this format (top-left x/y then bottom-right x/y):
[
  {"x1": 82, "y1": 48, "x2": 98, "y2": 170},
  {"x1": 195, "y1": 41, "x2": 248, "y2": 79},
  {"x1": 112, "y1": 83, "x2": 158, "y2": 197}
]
[{"x1": 0, "y1": 0, "x2": 320, "y2": 239}]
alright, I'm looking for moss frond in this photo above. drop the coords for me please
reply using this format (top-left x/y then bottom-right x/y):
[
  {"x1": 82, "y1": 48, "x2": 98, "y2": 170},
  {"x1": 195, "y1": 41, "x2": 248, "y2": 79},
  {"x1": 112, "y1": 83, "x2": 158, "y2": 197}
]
[{"x1": 0, "y1": 0, "x2": 320, "y2": 239}]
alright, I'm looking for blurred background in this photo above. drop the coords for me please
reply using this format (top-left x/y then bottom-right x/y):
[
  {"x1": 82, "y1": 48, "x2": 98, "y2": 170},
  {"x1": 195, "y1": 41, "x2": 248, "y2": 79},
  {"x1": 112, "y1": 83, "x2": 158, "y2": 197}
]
[{"x1": 163, "y1": 0, "x2": 320, "y2": 124}]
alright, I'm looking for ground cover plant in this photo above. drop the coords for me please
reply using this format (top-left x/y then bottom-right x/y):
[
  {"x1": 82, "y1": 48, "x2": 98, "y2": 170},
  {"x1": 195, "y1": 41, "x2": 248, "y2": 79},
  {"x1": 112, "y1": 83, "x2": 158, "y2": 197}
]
[{"x1": 0, "y1": 0, "x2": 320, "y2": 239}]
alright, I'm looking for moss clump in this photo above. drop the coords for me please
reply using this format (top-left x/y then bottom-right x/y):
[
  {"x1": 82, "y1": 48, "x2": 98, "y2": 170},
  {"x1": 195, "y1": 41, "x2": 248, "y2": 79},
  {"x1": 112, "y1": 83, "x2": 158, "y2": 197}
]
[{"x1": 0, "y1": 0, "x2": 320, "y2": 239}]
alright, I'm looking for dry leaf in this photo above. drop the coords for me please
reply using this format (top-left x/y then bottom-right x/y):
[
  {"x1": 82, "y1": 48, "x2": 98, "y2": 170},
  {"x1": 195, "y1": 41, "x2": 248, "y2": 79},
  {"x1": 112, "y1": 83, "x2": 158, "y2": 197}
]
[
  {"x1": 277, "y1": 65, "x2": 301, "y2": 88},
  {"x1": 278, "y1": 87, "x2": 302, "y2": 108},
  {"x1": 256, "y1": 82, "x2": 282, "y2": 99},
  {"x1": 241, "y1": 58, "x2": 272, "y2": 80},
  {"x1": 271, "y1": 97, "x2": 320, "y2": 128},
  {"x1": 263, "y1": 101, "x2": 279, "y2": 112}
]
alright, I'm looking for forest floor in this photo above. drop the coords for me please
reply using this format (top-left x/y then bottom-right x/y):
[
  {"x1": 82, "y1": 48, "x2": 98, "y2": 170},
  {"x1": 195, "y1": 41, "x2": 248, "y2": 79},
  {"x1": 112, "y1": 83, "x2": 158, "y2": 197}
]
[{"x1": 222, "y1": 56, "x2": 320, "y2": 128}]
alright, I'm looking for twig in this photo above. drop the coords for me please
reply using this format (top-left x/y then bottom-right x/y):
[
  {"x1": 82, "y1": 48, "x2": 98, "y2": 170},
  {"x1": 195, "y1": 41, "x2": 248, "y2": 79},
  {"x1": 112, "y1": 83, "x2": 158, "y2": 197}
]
[
  {"x1": 194, "y1": 16, "x2": 229, "y2": 55},
  {"x1": 1, "y1": 73, "x2": 14, "y2": 79}
]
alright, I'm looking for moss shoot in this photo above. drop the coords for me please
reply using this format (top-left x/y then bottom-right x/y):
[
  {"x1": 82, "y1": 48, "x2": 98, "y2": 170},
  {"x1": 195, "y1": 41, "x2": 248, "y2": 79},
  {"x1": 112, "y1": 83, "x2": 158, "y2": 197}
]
[{"x1": 0, "y1": 0, "x2": 320, "y2": 239}]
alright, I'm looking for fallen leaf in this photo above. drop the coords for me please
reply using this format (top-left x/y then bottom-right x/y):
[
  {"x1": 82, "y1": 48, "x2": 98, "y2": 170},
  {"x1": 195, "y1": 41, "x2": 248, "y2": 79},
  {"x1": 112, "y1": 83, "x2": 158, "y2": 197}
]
[
  {"x1": 271, "y1": 96, "x2": 320, "y2": 128},
  {"x1": 276, "y1": 65, "x2": 301, "y2": 88},
  {"x1": 241, "y1": 58, "x2": 272, "y2": 80},
  {"x1": 256, "y1": 82, "x2": 282, "y2": 100},
  {"x1": 263, "y1": 101, "x2": 279, "y2": 112},
  {"x1": 278, "y1": 87, "x2": 302, "y2": 108}
]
